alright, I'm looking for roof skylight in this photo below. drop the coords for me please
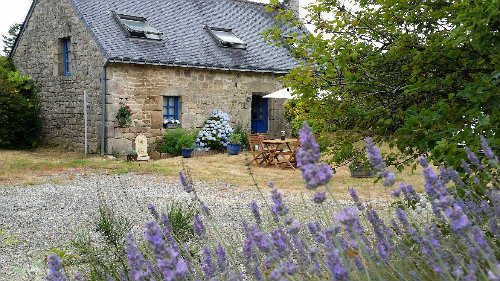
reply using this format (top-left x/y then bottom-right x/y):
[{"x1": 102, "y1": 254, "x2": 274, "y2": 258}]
[
  {"x1": 206, "y1": 26, "x2": 246, "y2": 49},
  {"x1": 115, "y1": 13, "x2": 162, "y2": 40}
]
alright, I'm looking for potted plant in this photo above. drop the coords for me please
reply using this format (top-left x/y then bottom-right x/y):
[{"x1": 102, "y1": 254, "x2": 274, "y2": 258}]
[
  {"x1": 156, "y1": 129, "x2": 199, "y2": 157},
  {"x1": 116, "y1": 105, "x2": 133, "y2": 128},
  {"x1": 349, "y1": 158, "x2": 375, "y2": 178},
  {"x1": 127, "y1": 150, "x2": 138, "y2": 162},
  {"x1": 227, "y1": 133, "x2": 242, "y2": 155}
]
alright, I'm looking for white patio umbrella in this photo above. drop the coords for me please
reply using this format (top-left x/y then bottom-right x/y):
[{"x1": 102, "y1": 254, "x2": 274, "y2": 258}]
[{"x1": 262, "y1": 88, "x2": 295, "y2": 99}]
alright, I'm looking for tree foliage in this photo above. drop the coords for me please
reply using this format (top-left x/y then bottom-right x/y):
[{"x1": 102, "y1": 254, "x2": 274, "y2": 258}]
[
  {"x1": 0, "y1": 57, "x2": 40, "y2": 149},
  {"x1": 264, "y1": 0, "x2": 500, "y2": 169},
  {"x1": 2, "y1": 23, "x2": 21, "y2": 56}
]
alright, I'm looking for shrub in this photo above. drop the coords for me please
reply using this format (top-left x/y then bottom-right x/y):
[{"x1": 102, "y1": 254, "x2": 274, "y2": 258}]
[
  {"x1": 147, "y1": 201, "x2": 196, "y2": 246},
  {"x1": 195, "y1": 110, "x2": 233, "y2": 151},
  {"x1": 67, "y1": 203, "x2": 132, "y2": 281},
  {"x1": 228, "y1": 133, "x2": 242, "y2": 145},
  {"x1": 0, "y1": 57, "x2": 40, "y2": 149},
  {"x1": 157, "y1": 129, "x2": 198, "y2": 155},
  {"x1": 47, "y1": 123, "x2": 500, "y2": 281},
  {"x1": 232, "y1": 121, "x2": 249, "y2": 149}
]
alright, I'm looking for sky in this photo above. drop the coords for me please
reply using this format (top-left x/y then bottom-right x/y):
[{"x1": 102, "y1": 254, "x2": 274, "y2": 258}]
[
  {"x1": 0, "y1": 0, "x2": 32, "y2": 55},
  {"x1": 0, "y1": 0, "x2": 310, "y2": 56}
]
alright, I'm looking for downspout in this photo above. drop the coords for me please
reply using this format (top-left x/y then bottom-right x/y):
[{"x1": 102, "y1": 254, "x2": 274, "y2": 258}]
[{"x1": 101, "y1": 58, "x2": 110, "y2": 156}]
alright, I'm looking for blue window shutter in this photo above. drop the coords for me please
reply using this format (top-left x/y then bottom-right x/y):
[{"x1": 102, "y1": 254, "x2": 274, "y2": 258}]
[
  {"x1": 174, "y1": 97, "x2": 179, "y2": 120},
  {"x1": 63, "y1": 38, "x2": 71, "y2": 76},
  {"x1": 163, "y1": 96, "x2": 179, "y2": 128}
]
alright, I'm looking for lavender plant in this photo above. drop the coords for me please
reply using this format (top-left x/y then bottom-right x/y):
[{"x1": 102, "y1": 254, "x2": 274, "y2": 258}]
[
  {"x1": 195, "y1": 110, "x2": 234, "y2": 151},
  {"x1": 47, "y1": 123, "x2": 500, "y2": 281}
]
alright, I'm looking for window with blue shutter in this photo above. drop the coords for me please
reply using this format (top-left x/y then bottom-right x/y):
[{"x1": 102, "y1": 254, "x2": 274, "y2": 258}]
[
  {"x1": 63, "y1": 38, "x2": 72, "y2": 76},
  {"x1": 163, "y1": 96, "x2": 179, "y2": 129}
]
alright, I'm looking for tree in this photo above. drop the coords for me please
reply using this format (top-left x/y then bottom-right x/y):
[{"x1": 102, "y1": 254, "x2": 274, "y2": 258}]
[
  {"x1": 2, "y1": 23, "x2": 22, "y2": 56},
  {"x1": 0, "y1": 57, "x2": 40, "y2": 149},
  {"x1": 264, "y1": 0, "x2": 500, "y2": 169}
]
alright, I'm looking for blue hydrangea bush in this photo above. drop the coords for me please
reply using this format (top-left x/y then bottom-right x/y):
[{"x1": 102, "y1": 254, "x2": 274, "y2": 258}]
[
  {"x1": 195, "y1": 110, "x2": 234, "y2": 151},
  {"x1": 47, "y1": 123, "x2": 500, "y2": 280}
]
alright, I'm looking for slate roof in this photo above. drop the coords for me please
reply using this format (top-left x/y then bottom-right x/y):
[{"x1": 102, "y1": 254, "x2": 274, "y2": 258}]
[{"x1": 67, "y1": 0, "x2": 300, "y2": 73}]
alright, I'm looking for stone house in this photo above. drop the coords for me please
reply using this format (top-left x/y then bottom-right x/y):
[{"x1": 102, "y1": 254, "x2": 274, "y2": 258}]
[{"x1": 11, "y1": 0, "x2": 299, "y2": 155}]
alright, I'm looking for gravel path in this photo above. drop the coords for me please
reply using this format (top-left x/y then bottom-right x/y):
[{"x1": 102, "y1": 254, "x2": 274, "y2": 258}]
[{"x1": 0, "y1": 173, "x2": 391, "y2": 280}]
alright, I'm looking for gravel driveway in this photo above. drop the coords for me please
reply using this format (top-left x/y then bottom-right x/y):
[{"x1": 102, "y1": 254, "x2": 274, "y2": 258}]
[
  {"x1": 1, "y1": 172, "x2": 390, "y2": 280},
  {"x1": 0, "y1": 172, "x2": 324, "y2": 280}
]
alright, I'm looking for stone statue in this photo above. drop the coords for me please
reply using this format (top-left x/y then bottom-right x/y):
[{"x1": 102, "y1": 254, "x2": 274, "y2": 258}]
[{"x1": 135, "y1": 134, "x2": 150, "y2": 161}]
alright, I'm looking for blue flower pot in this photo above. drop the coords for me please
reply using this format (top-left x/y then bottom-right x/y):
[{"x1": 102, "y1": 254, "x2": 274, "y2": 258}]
[
  {"x1": 182, "y1": 148, "x2": 193, "y2": 158},
  {"x1": 227, "y1": 144, "x2": 241, "y2": 155}
]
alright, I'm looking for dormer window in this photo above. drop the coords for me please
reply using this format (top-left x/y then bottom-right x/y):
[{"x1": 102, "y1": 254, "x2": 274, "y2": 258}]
[
  {"x1": 115, "y1": 13, "x2": 162, "y2": 40},
  {"x1": 206, "y1": 26, "x2": 246, "y2": 49}
]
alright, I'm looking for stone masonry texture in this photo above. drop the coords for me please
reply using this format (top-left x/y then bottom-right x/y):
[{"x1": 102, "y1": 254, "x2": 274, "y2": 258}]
[
  {"x1": 13, "y1": 0, "x2": 106, "y2": 152},
  {"x1": 106, "y1": 64, "x2": 287, "y2": 155}
]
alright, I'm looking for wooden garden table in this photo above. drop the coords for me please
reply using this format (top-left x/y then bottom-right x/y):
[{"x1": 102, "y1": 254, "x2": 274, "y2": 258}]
[{"x1": 261, "y1": 138, "x2": 298, "y2": 170}]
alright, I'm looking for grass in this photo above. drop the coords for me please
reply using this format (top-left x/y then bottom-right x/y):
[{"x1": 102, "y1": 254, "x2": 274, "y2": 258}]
[
  {"x1": 0, "y1": 146, "x2": 426, "y2": 200},
  {"x1": 0, "y1": 147, "x2": 176, "y2": 185}
]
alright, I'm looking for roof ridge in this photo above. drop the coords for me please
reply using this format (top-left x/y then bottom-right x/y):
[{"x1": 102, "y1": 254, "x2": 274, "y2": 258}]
[{"x1": 230, "y1": 0, "x2": 268, "y2": 7}]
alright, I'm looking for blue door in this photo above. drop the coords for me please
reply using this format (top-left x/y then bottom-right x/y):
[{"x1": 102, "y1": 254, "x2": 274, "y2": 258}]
[{"x1": 251, "y1": 95, "x2": 268, "y2": 133}]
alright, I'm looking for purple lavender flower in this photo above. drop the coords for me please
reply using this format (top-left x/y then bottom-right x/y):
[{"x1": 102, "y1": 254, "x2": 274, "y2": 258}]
[
  {"x1": 470, "y1": 226, "x2": 494, "y2": 258},
  {"x1": 73, "y1": 273, "x2": 83, "y2": 281},
  {"x1": 388, "y1": 185, "x2": 401, "y2": 197},
  {"x1": 395, "y1": 208, "x2": 409, "y2": 228},
  {"x1": 409, "y1": 271, "x2": 421, "y2": 281},
  {"x1": 296, "y1": 122, "x2": 321, "y2": 166},
  {"x1": 125, "y1": 234, "x2": 151, "y2": 280},
  {"x1": 250, "y1": 226, "x2": 270, "y2": 253},
  {"x1": 326, "y1": 249, "x2": 349, "y2": 280},
  {"x1": 194, "y1": 214, "x2": 206, "y2": 239},
  {"x1": 267, "y1": 181, "x2": 275, "y2": 188},
  {"x1": 465, "y1": 147, "x2": 480, "y2": 166},
  {"x1": 45, "y1": 255, "x2": 66, "y2": 281},
  {"x1": 148, "y1": 203, "x2": 160, "y2": 220},
  {"x1": 309, "y1": 246, "x2": 322, "y2": 277},
  {"x1": 215, "y1": 244, "x2": 229, "y2": 272},
  {"x1": 349, "y1": 188, "x2": 364, "y2": 211},
  {"x1": 306, "y1": 222, "x2": 326, "y2": 244},
  {"x1": 445, "y1": 204, "x2": 471, "y2": 232},
  {"x1": 144, "y1": 221, "x2": 186, "y2": 280},
  {"x1": 250, "y1": 201, "x2": 261, "y2": 224},
  {"x1": 287, "y1": 220, "x2": 301, "y2": 235},
  {"x1": 200, "y1": 204, "x2": 210, "y2": 217},
  {"x1": 312, "y1": 190, "x2": 327, "y2": 203},
  {"x1": 465, "y1": 261, "x2": 477, "y2": 280},
  {"x1": 300, "y1": 162, "x2": 333, "y2": 189},
  {"x1": 491, "y1": 190, "x2": 500, "y2": 218},
  {"x1": 461, "y1": 159, "x2": 472, "y2": 174},
  {"x1": 365, "y1": 138, "x2": 386, "y2": 171},
  {"x1": 382, "y1": 171, "x2": 396, "y2": 187},
  {"x1": 161, "y1": 213, "x2": 173, "y2": 232},
  {"x1": 290, "y1": 234, "x2": 310, "y2": 269},
  {"x1": 179, "y1": 171, "x2": 193, "y2": 193},
  {"x1": 422, "y1": 225, "x2": 445, "y2": 273},
  {"x1": 295, "y1": 123, "x2": 334, "y2": 189},
  {"x1": 419, "y1": 157, "x2": 429, "y2": 168},
  {"x1": 487, "y1": 264, "x2": 500, "y2": 281},
  {"x1": 270, "y1": 188, "x2": 289, "y2": 216},
  {"x1": 202, "y1": 246, "x2": 216, "y2": 279},
  {"x1": 336, "y1": 206, "x2": 360, "y2": 226},
  {"x1": 422, "y1": 165, "x2": 449, "y2": 206},
  {"x1": 481, "y1": 135, "x2": 498, "y2": 164},
  {"x1": 269, "y1": 228, "x2": 290, "y2": 259}
]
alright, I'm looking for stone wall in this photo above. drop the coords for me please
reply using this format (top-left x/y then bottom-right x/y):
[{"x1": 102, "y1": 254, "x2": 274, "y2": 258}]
[
  {"x1": 12, "y1": 0, "x2": 105, "y2": 152},
  {"x1": 106, "y1": 64, "x2": 287, "y2": 154}
]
